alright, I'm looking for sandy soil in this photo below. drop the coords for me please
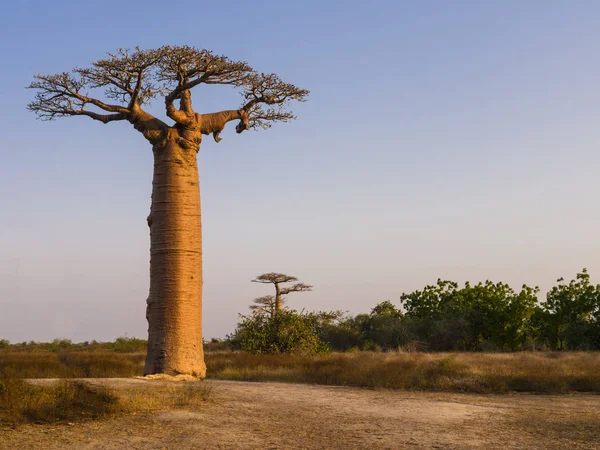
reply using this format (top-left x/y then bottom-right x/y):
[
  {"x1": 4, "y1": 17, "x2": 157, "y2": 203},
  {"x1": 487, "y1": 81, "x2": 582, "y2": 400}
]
[{"x1": 2, "y1": 379, "x2": 599, "y2": 449}]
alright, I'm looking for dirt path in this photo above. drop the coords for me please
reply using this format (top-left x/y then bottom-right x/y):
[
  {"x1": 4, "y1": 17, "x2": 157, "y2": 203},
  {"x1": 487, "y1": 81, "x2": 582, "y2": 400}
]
[{"x1": 2, "y1": 379, "x2": 599, "y2": 449}]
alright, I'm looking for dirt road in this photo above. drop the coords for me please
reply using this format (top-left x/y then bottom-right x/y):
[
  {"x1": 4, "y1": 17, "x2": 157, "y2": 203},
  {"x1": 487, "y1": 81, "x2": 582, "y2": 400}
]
[{"x1": 2, "y1": 379, "x2": 599, "y2": 449}]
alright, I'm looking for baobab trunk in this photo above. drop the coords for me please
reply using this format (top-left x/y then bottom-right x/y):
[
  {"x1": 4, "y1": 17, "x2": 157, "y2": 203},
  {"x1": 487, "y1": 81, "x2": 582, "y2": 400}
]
[
  {"x1": 144, "y1": 132, "x2": 206, "y2": 377},
  {"x1": 275, "y1": 284, "x2": 283, "y2": 312}
]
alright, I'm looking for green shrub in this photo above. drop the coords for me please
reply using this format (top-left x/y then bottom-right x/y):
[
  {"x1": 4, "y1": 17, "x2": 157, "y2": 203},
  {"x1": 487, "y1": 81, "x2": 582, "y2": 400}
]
[{"x1": 230, "y1": 310, "x2": 329, "y2": 355}]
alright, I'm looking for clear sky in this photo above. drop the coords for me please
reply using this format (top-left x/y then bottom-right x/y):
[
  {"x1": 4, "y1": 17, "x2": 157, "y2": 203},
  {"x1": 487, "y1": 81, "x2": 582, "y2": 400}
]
[{"x1": 1, "y1": 1, "x2": 599, "y2": 342}]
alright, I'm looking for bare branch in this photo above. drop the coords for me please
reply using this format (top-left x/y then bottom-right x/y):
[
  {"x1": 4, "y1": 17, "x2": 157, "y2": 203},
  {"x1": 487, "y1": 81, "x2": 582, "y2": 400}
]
[
  {"x1": 130, "y1": 70, "x2": 144, "y2": 108},
  {"x1": 128, "y1": 109, "x2": 169, "y2": 145},
  {"x1": 27, "y1": 46, "x2": 309, "y2": 142},
  {"x1": 80, "y1": 111, "x2": 127, "y2": 123},
  {"x1": 160, "y1": 47, "x2": 253, "y2": 126},
  {"x1": 159, "y1": 46, "x2": 253, "y2": 99},
  {"x1": 250, "y1": 295, "x2": 277, "y2": 316},
  {"x1": 28, "y1": 97, "x2": 128, "y2": 123},
  {"x1": 280, "y1": 283, "x2": 313, "y2": 296},
  {"x1": 27, "y1": 72, "x2": 130, "y2": 121},
  {"x1": 75, "y1": 47, "x2": 167, "y2": 108},
  {"x1": 164, "y1": 89, "x2": 195, "y2": 125},
  {"x1": 240, "y1": 73, "x2": 309, "y2": 129}
]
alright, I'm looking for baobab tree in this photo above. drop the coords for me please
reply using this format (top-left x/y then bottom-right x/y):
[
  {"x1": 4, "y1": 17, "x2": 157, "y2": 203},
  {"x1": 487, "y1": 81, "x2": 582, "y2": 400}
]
[
  {"x1": 27, "y1": 46, "x2": 309, "y2": 377},
  {"x1": 251, "y1": 273, "x2": 313, "y2": 312},
  {"x1": 250, "y1": 295, "x2": 277, "y2": 317}
]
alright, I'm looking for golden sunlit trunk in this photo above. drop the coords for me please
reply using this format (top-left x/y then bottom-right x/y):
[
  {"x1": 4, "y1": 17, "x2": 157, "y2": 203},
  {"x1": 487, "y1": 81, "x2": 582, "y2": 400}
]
[
  {"x1": 144, "y1": 138, "x2": 206, "y2": 377},
  {"x1": 275, "y1": 284, "x2": 283, "y2": 312}
]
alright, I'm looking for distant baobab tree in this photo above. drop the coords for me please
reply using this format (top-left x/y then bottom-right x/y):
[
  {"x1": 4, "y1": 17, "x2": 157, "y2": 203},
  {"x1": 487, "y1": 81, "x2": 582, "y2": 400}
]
[
  {"x1": 251, "y1": 273, "x2": 313, "y2": 313},
  {"x1": 27, "y1": 46, "x2": 309, "y2": 377},
  {"x1": 250, "y1": 295, "x2": 278, "y2": 317}
]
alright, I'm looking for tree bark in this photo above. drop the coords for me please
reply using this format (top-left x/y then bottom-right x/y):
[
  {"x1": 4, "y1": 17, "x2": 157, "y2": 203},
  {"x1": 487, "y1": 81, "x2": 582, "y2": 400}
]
[
  {"x1": 144, "y1": 130, "x2": 206, "y2": 377},
  {"x1": 275, "y1": 283, "x2": 283, "y2": 312}
]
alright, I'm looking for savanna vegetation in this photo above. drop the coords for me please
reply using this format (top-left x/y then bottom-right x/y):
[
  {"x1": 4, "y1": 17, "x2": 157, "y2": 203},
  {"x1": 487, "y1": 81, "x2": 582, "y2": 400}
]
[
  {"x1": 206, "y1": 351, "x2": 600, "y2": 393},
  {"x1": 229, "y1": 268, "x2": 600, "y2": 354},
  {"x1": 1, "y1": 347, "x2": 599, "y2": 395},
  {"x1": 1, "y1": 269, "x2": 599, "y2": 397},
  {"x1": 0, "y1": 370, "x2": 211, "y2": 425}
]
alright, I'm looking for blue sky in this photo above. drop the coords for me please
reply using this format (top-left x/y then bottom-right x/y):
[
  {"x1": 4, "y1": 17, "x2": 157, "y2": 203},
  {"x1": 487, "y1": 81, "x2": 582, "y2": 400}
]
[{"x1": 1, "y1": 1, "x2": 599, "y2": 342}]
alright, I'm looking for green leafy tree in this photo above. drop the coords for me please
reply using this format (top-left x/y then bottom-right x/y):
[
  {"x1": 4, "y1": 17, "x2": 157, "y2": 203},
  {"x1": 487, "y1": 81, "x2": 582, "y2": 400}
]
[
  {"x1": 318, "y1": 313, "x2": 363, "y2": 351},
  {"x1": 359, "y1": 302, "x2": 410, "y2": 350},
  {"x1": 400, "y1": 280, "x2": 464, "y2": 350},
  {"x1": 455, "y1": 281, "x2": 538, "y2": 350},
  {"x1": 400, "y1": 279, "x2": 539, "y2": 351},
  {"x1": 540, "y1": 269, "x2": 600, "y2": 350},
  {"x1": 370, "y1": 300, "x2": 403, "y2": 318},
  {"x1": 400, "y1": 280, "x2": 459, "y2": 320},
  {"x1": 503, "y1": 284, "x2": 539, "y2": 350},
  {"x1": 230, "y1": 310, "x2": 328, "y2": 354}
]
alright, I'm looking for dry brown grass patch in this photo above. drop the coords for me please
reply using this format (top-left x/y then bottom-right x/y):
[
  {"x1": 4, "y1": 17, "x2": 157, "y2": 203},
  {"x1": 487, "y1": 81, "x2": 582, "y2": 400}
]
[
  {"x1": 0, "y1": 351, "x2": 145, "y2": 378},
  {"x1": 0, "y1": 372, "x2": 212, "y2": 425},
  {"x1": 206, "y1": 351, "x2": 600, "y2": 393}
]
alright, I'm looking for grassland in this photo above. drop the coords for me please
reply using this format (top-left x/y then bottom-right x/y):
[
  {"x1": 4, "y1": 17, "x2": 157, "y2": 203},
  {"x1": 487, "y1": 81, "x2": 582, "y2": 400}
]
[
  {"x1": 206, "y1": 351, "x2": 600, "y2": 393},
  {"x1": 2, "y1": 379, "x2": 599, "y2": 449},
  {"x1": 1, "y1": 351, "x2": 599, "y2": 448},
  {"x1": 2, "y1": 350, "x2": 600, "y2": 394},
  {"x1": 0, "y1": 371, "x2": 211, "y2": 425}
]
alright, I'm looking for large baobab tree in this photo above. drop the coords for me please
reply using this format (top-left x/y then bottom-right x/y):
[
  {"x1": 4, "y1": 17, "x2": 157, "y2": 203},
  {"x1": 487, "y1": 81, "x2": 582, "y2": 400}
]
[
  {"x1": 27, "y1": 46, "x2": 309, "y2": 377},
  {"x1": 251, "y1": 273, "x2": 313, "y2": 313}
]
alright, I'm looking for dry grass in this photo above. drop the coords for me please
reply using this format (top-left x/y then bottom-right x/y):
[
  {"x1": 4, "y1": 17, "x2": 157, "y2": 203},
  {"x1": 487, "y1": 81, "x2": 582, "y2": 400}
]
[
  {"x1": 107, "y1": 381, "x2": 212, "y2": 412},
  {"x1": 206, "y1": 351, "x2": 600, "y2": 393},
  {"x1": 3, "y1": 349, "x2": 600, "y2": 394},
  {"x1": 0, "y1": 351, "x2": 145, "y2": 378},
  {"x1": 509, "y1": 408, "x2": 600, "y2": 447},
  {"x1": 0, "y1": 371, "x2": 211, "y2": 425}
]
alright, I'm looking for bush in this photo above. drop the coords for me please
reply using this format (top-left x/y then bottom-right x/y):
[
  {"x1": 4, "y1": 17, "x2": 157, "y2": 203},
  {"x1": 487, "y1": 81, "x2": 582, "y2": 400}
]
[
  {"x1": 108, "y1": 337, "x2": 148, "y2": 353},
  {"x1": 230, "y1": 310, "x2": 329, "y2": 355},
  {"x1": 0, "y1": 337, "x2": 148, "y2": 353},
  {"x1": 203, "y1": 338, "x2": 233, "y2": 353}
]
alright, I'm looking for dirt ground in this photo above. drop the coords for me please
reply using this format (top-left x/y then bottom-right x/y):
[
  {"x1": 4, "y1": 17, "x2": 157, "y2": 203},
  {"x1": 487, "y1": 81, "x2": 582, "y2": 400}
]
[{"x1": 2, "y1": 379, "x2": 599, "y2": 449}]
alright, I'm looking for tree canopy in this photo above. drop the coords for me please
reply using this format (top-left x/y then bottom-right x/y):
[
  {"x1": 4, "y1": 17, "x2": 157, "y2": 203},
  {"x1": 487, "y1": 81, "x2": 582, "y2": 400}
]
[
  {"x1": 27, "y1": 46, "x2": 309, "y2": 142},
  {"x1": 251, "y1": 272, "x2": 313, "y2": 314},
  {"x1": 251, "y1": 273, "x2": 313, "y2": 296}
]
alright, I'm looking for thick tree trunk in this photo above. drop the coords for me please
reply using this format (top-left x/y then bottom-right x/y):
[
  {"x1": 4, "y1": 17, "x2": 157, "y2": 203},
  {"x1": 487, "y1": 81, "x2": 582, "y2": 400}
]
[
  {"x1": 144, "y1": 135, "x2": 206, "y2": 377},
  {"x1": 275, "y1": 284, "x2": 283, "y2": 312}
]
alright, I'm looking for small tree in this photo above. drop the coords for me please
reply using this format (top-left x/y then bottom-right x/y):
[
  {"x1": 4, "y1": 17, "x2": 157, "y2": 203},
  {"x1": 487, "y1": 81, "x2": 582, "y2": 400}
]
[
  {"x1": 231, "y1": 310, "x2": 328, "y2": 354},
  {"x1": 251, "y1": 273, "x2": 312, "y2": 312},
  {"x1": 250, "y1": 295, "x2": 277, "y2": 317}
]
